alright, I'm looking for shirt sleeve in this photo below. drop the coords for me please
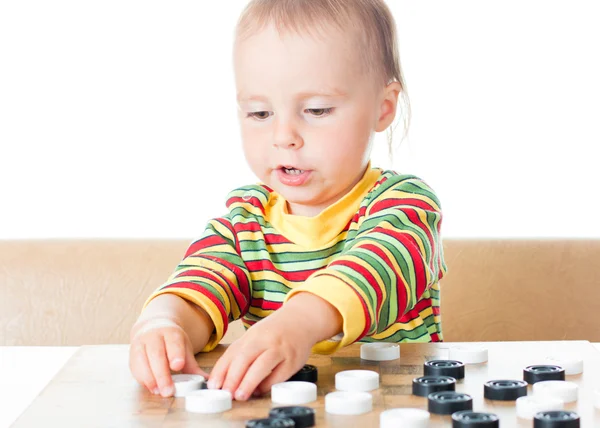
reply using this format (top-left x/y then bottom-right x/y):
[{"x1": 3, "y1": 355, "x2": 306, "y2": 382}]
[
  {"x1": 142, "y1": 216, "x2": 252, "y2": 352},
  {"x1": 284, "y1": 176, "x2": 447, "y2": 354}
]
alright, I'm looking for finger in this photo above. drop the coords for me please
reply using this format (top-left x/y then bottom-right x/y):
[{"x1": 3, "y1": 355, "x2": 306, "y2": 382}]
[
  {"x1": 234, "y1": 350, "x2": 282, "y2": 401},
  {"x1": 207, "y1": 347, "x2": 235, "y2": 390},
  {"x1": 182, "y1": 339, "x2": 210, "y2": 378},
  {"x1": 129, "y1": 342, "x2": 159, "y2": 394},
  {"x1": 146, "y1": 334, "x2": 175, "y2": 397},
  {"x1": 221, "y1": 350, "x2": 260, "y2": 399},
  {"x1": 256, "y1": 361, "x2": 296, "y2": 396},
  {"x1": 163, "y1": 330, "x2": 188, "y2": 372}
]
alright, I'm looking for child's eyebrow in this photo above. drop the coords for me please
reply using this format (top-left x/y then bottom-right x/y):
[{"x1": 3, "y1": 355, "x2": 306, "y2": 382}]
[{"x1": 237, "y1": 89, "x2": 348, "y2": 103}]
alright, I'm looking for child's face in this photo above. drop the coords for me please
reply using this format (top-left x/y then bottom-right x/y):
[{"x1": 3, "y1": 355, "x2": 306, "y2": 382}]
[{"x1": 234, "y1": 24, "x2": 389, "y2": 216}]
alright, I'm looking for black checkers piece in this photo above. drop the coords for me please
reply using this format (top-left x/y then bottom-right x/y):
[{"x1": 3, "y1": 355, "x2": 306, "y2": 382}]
[
  {"x1": 287, "y1": 365, "x2": 318, "y2": 383},
  {"x1": 452, "y1": 411, "x2": 500, "y2": 427},
  {"x1": 427, "y1": 391, "x2": 473, "y2": 415},
  {"x1": 523, "y1": 365, "x2": 565, "y2": 384},
  {"x1": 246, "y1": 418, "x2": 296, "y2": 428},
  {"x1": 412, "y1": 376, "x2": 456, "y2": 397},
  {"x1": 269, "y1": 406, "x2": 315, "y2": 428},
  {"x1": 424, "y1": 360, "x2": 465, "y2": 380},
  {"x1": 484, "y1": 379, "x2": 528, "y2": 401},
  {"x1": 533, "y1": 411, "x2": 580, "y2": 428}
]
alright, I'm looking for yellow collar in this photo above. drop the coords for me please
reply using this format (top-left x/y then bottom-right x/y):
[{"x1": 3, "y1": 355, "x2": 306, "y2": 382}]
[{"x1": 265, "y1": 165, "x2": 382, "y2": 249}]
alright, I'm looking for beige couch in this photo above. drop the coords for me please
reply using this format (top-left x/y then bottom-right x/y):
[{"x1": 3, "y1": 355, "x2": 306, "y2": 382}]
[{"x1": 1, "y1": 238, "x2": 599, "y2": 346}]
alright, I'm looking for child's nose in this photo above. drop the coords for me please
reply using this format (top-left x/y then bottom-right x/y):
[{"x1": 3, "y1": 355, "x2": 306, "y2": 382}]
[{"x1": 272, "y1": 119, "x2": 303, "y2": 149}]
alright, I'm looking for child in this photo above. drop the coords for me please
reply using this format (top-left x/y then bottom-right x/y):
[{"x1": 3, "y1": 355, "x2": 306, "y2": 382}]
[{"x1": 129, "y1": 0, "x2": 447, "y2": 402}]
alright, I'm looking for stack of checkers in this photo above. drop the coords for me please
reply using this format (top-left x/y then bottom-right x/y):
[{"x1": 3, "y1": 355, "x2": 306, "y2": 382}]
[{"x1": 410, "y1": 345, "x2": 586, "y2": 427}]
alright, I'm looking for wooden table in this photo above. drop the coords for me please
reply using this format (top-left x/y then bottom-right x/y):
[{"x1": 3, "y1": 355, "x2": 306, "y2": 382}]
[{"x1": 10, "y1": 341, "x2": 600, "y2": 427}]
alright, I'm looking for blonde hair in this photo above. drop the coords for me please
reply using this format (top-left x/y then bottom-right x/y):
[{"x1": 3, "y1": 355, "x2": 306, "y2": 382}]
[{"x1": 234, "y1": 0, "x2": 411, "y2": 158}]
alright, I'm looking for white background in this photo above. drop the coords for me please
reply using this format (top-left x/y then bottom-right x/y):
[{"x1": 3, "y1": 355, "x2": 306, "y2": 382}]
[{"x1": 1, "y1": 1, "x2": 599, "y2": 239}]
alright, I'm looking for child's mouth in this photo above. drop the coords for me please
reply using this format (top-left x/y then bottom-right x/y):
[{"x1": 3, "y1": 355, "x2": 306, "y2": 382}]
[{"x1": 276, "y1": 166, "x2": 311, "y2": 186}]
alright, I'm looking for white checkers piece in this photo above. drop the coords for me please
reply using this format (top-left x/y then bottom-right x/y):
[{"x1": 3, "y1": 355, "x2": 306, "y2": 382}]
[
  {"x1": 516, "y1": 395, "x2": 564, "y2": 420},
  {"x1": 533, "y1": 380, "x2": 579, "y2": 403},
  {"x1": 271, "y1": 381, "x2": 317, "y2": 405},
  {"x1": 360, "y1": 343, "x2": 400, "y2": 361},
  {"x1": 185, "y1": 389, "x2": 232, "y2": 413},
  {"x1": 380, "y1": 408, "x2": 430, "y2": 428},
  {"x1": 325, "y1": 391, "x2": 373, "y2": 415},
  {"x1": 335, "y1": 370, "x2": 380, "y2": 392},
  {"x1": 172, "y1": 374, "x2": 206, "y2": 397},
  {"x1": 448, "y1": 345, "x2": 488, "y2": 364},
  {"x1": 544, "y1": 356, "x2": 584, "y2": 375}
]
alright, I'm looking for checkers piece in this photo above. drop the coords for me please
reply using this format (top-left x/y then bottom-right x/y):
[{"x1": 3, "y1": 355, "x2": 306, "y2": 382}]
[
  {"x1": 544, "y1": 356, "x2": 583, "y2": 376},
  {"x1": 427, "y1": 391, "x2": 473, "y2": 415},
  {"x1": 424, "y1": 360, "x2": 465, "y2": 380},
  {"x1": 484, "y1": 380, "x2": 528, "y2": 401},
  {"x1": 451, "y1": 411, "x2": 500, "y2": 427},
  {"x1": 325, "y1": 391, "x2": 372, "y2": 415},
  {"x1": 287, "y1": 365, "x2": 318, "y2": 383},
  {"x1": 172, "y1": 374, "x2": 206, "y2": 397},
  {"x1": 533, "y1": 410, "x2": 580, "y2": 428},
  {"x1": 246, "y1": 418, "x2": 296, "y2": 428},
  {"x1": 533, "y1": 381, "x2": 578, "y2": 403},
  {"x1": 380, "y1": 408, "x2": 429, "y2": 428},
  {"x1": 524, "y1": 365, "x2": 566, "y2": 384},
  {"x1": 516, "y1": 396, "x2": 564, "y2": 420},
  {"x1": 360, "y1": 343, "x2": 400, "y2": 361},
  {"x1": 335, "y1": 370, "x2": 379, "y2": 392},
  {"x1": 271, "y1": 381, "x2": 317, "y2": 405},
  {"x1": 412, "y1": 376, "x2": 456, "y2": 397},
  {"x1": 184, "y1": 389, "x2": 232, "y2": 413},
  {"x1": 449, "y1": 346, "x2": 489, "y2": 364},
  {"x1": 269, "y1": 406, "x2": 315, "y2": 428}
]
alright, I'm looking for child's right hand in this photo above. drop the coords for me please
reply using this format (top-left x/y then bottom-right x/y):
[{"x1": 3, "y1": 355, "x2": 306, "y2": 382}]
[{"x1": 129, "y1": 317, "x2": 208, "y2": 397}]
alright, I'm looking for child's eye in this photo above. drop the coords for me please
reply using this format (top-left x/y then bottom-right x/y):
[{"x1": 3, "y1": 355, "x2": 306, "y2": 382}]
[
  {"x1": 247, "y1": 111, "x2": 272, "y2": 120},
  {"x1": 305, "y1": 107, "x2": 334, "y2": 117}
]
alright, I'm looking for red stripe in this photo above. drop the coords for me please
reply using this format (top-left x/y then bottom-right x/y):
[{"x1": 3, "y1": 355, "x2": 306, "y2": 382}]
[
  {"x1": 185, "y1": 235, "x2": 226, "y2": 258},
  {"x1": 250, "y1": 298, "x2": 282, "y2": 311},
  {"x1": 245, "y1": 260, "x2": 318, "y2": 282},
  {"x1": 370, "y1": 197, "x2": 435, "y2": 214},
  {"x1": 398, "y1": 297, "x2": 434, "y2": 322},
  {"x1": 264, "y1": 234, "x2": 293, "y2": 245},
  {"x1": 163, "y1": 282, "x2": 229, "y2": 336},
  {"x1": 235, "y1": 221, "x2": 262, "y2": 233}
]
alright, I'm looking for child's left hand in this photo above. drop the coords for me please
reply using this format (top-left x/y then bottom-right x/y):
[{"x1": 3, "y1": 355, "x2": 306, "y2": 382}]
[{"x1": 206, "y1": 293, "x2": 342, "y2": 401}]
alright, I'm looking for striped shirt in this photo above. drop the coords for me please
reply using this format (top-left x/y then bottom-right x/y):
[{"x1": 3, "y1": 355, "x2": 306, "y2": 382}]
[{"x1": 144, "y1": 165, "x2": 447, "y2": 354}]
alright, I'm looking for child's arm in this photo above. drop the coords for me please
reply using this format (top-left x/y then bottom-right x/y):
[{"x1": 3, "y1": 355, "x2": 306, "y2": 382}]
[
  {"x1": 208, "y1": 176, "x2": 446, "y2": 400},
  {"x1": 129, "y1": 216, "x2": 252, "y2": 397},
  {"x1": 129, "y1": 294, "x2": 214, "y2": 397}
]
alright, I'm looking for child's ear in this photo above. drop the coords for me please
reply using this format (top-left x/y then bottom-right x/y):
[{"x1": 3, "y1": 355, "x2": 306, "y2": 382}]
[{"x1": 375, "y1": 81, "x2": 402, "y2": 132}]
